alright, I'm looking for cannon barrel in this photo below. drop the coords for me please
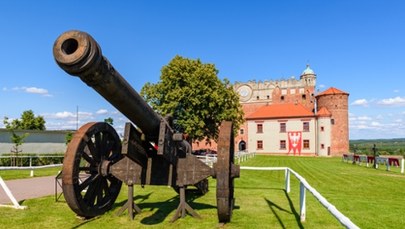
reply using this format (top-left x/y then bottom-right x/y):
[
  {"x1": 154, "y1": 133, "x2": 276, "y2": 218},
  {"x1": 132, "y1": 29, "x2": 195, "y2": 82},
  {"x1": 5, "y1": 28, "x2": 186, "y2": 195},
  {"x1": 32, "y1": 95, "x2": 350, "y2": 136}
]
[{"x1": 53, "y1": 30, "x2": 161, "y2": 141}]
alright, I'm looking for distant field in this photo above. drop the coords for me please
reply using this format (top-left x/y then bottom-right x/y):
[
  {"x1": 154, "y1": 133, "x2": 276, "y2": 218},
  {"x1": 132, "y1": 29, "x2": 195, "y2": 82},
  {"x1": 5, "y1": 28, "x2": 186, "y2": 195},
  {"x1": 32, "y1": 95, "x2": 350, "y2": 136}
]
[
  {"x1": 0, "y1": 155, "x2": 404, "y2": 228},
  {"x1": 350, "y1": 138, "x2": 405, "y2": 156}
]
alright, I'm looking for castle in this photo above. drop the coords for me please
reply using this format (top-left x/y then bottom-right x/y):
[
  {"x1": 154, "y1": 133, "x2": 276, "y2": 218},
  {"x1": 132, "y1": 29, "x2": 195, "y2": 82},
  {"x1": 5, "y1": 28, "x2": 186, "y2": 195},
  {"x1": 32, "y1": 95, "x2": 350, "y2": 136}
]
[{"x1": 233, "y1": 65, "x2": 349, "y2": 156}]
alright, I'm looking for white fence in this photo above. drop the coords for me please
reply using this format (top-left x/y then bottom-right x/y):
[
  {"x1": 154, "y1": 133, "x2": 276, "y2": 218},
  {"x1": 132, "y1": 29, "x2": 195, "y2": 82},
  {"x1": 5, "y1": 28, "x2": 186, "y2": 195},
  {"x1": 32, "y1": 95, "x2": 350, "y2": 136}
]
[
  {"x1": 240, "y1": 166, "x2": 360, "y2": 229},
  {"x1": 196, "y1": 151, "x2": 256, "y2": 167},
  {"x1": 0, "y1": 155, "x2": 63, "y2": 177}
]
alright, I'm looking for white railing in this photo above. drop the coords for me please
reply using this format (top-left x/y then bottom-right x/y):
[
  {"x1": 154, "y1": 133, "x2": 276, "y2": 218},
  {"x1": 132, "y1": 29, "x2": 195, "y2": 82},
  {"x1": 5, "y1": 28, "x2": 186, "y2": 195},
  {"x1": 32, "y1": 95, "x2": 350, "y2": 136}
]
[
  {"x1": 196, "y1": 151, "x2": 256, "y2": 167},
  {"x1": 235, "y1": 151, "x2": 256, "y2": 164},
  {"x1": 0, "y1": 155, "x2": 63, "y2": 177},
  {"x1": 196, "y1": 155, "x2": 217, "y2": 167},
  {"x1": 0, "y1": 176, "x2": 27, "y2": 209},
  {"x1": 240, "y1": 166, "x2": 360, "y2": 229}
]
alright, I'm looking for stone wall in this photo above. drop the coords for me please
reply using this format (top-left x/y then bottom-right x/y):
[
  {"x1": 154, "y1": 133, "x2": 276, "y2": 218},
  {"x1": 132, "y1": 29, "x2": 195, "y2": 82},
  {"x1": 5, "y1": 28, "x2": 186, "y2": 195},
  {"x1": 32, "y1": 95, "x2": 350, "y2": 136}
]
[{"x1": 0, "y1": 129, "x2": 71, "y2": 154}]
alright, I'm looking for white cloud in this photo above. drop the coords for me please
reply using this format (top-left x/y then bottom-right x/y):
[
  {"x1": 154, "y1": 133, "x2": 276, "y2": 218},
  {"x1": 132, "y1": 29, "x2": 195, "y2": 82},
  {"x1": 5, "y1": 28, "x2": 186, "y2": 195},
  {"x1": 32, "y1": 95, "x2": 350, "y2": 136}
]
[
  {"x1": 357, "y1": 116, "x2": 372, "y2": 121},
  {"x1": 394, "y1": 89, "x2": 400, "y2": 93},
  {"x1": 43, "y1": 111, "x2": 93, "y2": 120},
  {"x1": 5, "y1": 86, "x2": 52, "y2": 97},
  {"x1": 25, "y1": 87, "x2": 48, "y2": 94},
  {"x1": 351, "y1": 99, "x2": 368, "y2": 107},
  {"x1": 45, "y1": 111, "x2": 76, "y2": 119},
  {"x1": 370, "y1": 121, "x2": 382, "y2": 127},
  {"x1": 377, "y1": 96, "x2": 405, "y2": 106},
  {"x1": 96, "y1": 109, "x2": 108, "y2": 115},
  {"x1": 318, "y1": 84, "x2": 326, "y2": 89}
]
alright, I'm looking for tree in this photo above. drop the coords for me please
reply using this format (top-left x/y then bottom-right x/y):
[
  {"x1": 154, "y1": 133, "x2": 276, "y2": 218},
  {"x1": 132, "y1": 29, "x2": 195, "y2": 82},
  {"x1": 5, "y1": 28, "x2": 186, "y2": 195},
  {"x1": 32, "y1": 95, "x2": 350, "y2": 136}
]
[
  {"x1": 65, "y1": 132, "x2": 74, "y2": 145},
  {"x1": 140, "y1": 55, "x2": 244, "y2": 142},
  {"x1": 4, "y1": 110, "x2": 46, "y2": 130},
  {"x1": 3, "y1": 110, "x2": 45, "y2": 165},
  {"x1": 104, "y1": 117, "x2": 114, "y2": 125}
]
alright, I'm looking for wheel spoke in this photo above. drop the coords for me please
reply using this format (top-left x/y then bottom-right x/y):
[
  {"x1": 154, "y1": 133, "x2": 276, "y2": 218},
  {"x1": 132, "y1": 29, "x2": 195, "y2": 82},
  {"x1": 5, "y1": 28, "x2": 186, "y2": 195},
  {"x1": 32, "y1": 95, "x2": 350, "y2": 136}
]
[
  {"x1": 84, "y1": 176, "x2": 101, "y2": 206},
  {"x1": 88, "y1": 136, "x2": 101, "y2": 162},
  {"x1": 62, "y1": 122, "x2": 122, "y2": 218},
  {"x1": 82, "y1": 148, "x2": 95, "y2": 165},
  {"x1": 78, "y1": 174, "x2": 98, "y2": 192}
]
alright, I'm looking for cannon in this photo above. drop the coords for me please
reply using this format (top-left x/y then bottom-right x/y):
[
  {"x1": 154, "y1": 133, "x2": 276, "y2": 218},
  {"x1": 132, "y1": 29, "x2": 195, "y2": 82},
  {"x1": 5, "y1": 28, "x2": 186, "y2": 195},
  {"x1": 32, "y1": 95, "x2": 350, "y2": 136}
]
[{"x1": 53, "y1": 30, "x2": 240, "y2": 223}]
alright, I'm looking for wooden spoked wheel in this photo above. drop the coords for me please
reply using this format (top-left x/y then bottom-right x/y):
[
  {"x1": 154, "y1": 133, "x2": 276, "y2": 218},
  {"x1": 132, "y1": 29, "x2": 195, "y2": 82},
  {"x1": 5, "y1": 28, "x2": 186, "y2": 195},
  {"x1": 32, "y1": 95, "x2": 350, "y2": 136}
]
[
  {"x1": 215, "y1": 121, "x2": 239, "y2": 223},
  {"x1": 62, "y1": 122, "x2": 122, "y2": 218}
]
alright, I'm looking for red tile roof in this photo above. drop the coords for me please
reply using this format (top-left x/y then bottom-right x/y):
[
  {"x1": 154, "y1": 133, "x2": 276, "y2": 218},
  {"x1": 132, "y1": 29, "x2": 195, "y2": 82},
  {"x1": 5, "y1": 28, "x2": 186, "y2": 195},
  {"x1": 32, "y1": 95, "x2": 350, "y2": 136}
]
[
  {"x1": 316, "y1": 87, "x2": 349, "y2": 97},
  {"x1": 247, "y1": 103, "x2": 315, "y2": 120},
  {"x1": 317, "y1": 107, "x2": 332, "y2": 117}
]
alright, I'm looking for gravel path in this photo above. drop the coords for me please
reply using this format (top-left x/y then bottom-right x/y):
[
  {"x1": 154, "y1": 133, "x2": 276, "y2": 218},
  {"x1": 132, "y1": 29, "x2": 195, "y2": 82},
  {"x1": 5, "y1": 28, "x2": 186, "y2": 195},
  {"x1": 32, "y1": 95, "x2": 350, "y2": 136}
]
[{"x1": 0, "y1": 175, "x2": 62, "y2": 204}]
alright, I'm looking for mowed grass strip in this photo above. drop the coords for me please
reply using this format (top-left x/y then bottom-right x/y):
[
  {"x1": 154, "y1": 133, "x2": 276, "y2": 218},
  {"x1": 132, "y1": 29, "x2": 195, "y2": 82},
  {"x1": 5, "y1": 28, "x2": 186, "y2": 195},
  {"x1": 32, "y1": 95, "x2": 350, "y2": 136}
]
[
  {"x1": 0, "y1": 166, "x2": 61, "y2": 180},
  {"x1": 0, "y1": 155, "x2": 404, "y2": 228}
]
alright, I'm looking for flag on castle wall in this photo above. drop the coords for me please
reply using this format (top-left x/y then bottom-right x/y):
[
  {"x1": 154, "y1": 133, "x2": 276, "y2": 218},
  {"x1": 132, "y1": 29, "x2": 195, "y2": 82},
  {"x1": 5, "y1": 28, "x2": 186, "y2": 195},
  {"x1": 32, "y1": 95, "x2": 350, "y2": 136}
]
[{"x1": 288, "y1": 131, "x2": 302, "y2": 156}]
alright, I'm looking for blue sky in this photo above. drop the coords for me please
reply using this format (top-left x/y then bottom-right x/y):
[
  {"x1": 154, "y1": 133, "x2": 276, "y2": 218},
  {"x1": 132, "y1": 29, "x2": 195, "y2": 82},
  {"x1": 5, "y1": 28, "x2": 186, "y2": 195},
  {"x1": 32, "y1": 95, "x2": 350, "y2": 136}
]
[{"x1": 1, "y1": 1, "x2": 405, "y2": 140}]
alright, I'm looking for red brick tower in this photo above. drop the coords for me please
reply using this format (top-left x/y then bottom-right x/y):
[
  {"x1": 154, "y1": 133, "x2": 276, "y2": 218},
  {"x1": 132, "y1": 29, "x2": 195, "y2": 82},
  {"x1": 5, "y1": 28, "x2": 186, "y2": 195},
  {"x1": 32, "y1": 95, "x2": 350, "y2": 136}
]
[{"x1": 316, "y1": 88, "x2": 349, "y2": 156}]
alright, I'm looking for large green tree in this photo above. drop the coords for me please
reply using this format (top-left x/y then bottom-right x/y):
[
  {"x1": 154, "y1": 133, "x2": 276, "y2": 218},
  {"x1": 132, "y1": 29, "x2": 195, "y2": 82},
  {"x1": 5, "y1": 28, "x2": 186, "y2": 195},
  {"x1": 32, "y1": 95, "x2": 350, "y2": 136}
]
[
  {"x1": 3, "y1": 110, "x2": 46, "y2": 130},
  {"x1": 3, "y1": 110, "x2": 45, "y2": 165},
  {"x1": 140, "y1": 55, "x2": 244, "y2": 141}
]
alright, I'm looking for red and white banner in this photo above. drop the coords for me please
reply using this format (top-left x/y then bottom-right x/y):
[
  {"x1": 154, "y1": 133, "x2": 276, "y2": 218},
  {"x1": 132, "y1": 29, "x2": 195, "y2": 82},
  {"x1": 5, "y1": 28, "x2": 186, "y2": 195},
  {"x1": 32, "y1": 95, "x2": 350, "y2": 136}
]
[{"x1": 288, "y1": 131, "x2": 302, "y2": 156}]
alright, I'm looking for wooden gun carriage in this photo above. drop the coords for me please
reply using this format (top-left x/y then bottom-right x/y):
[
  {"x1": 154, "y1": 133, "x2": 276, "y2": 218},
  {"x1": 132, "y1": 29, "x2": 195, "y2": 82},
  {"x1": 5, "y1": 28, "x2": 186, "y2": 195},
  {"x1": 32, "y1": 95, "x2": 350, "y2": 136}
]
[{"x1": 52, "y1": 30, "x2": 240, "y2": 223}]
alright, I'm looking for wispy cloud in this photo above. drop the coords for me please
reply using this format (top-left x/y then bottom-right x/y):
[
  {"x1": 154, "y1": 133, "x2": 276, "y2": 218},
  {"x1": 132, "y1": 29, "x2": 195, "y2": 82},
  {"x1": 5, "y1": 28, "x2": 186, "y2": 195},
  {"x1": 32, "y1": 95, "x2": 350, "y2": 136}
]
[
  {"x1": 351, "y1": 99, "x2": 369, "y2": 107},
  {"x1": 377, "y1": 96, "x2": 405, "y2": 106},
  {"x1": 96, "y1": 109, "x2": 108, "y2": 115},
  {"x1": 43, "y1": 111, "x2": 93, "y2": 120},
  {"x1": 4, "y1": 86, "x2": 52, "y2": 97}
]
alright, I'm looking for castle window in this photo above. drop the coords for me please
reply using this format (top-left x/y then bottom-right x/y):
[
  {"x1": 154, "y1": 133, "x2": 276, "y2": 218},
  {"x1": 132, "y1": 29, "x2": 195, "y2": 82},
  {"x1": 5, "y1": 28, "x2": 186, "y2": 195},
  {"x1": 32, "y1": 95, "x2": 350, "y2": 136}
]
[
  {"x1": 257, "y1": 124, "x2": 263, "y2": 133},
  {"x1": 240, "y1": 129, "x2": 244, "y2": 135},
  {"x1": 280, "y1": 123, "x2": 286, "y2": 133},
  {"x1": 321, "y1": 126, "x2": 325, "y2": 132},
  {"x1": 267, "y1": 95, "x2": 270, "y2": 99},
  {"x1": 331, "y1": 119, "x2": 335, "y2": 125},
  {"x1": 257, "y1": 96, "x2": 260, "y2": 100},
  {"x1": 321, "y1": 144, "x2": 325, "y2": 149},
  {"x1": 303, "y1": 122, "x2": 310, "y2": 132},
  {"x1": 280, "y1": 140, "x2": 286, "y2": 150},
  {"x1": 257, "y1": 140, "x2": 263, "y2": 150},
  {"x1": 303, "y1": 140, "x2": 310, "y2": 149},
  {"x1": 281, "y1": 96, "x2": 285, "y2": 101},
  {"x1": 302, "y1": 94, "x2": 306, "y2": 100}
]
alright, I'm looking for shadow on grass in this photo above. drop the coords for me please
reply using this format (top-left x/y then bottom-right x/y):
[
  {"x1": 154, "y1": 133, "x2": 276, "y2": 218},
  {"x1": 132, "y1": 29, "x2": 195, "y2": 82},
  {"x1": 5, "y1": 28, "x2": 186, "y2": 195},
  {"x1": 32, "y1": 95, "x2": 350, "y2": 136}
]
[
  {"x1": 264, "y1": 189, "x2": 304, "y2": 229},
  {"x1": 112, "y1": 189, "x2": 216, "y2": 225},
  {"x1": 284, "y1": 190, "x2": 304, "y2": 229}
]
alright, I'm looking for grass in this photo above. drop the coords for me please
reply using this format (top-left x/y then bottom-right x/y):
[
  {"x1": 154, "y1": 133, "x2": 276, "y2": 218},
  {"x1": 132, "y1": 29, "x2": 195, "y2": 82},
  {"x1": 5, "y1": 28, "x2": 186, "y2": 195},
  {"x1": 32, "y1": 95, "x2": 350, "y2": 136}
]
[
  {"x1": 0, "y1": 156, "x2": 404, "y2": 228},
  {"x1": 0, "y1": 166, "x2": 61, "y2": 180}
]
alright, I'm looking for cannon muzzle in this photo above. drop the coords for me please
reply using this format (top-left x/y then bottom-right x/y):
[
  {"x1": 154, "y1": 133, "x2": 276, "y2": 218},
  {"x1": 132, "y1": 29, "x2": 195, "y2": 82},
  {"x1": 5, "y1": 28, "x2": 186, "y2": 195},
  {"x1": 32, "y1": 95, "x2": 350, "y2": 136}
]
[{"x1": 53, "y1": 30, "x2": 161, "y2": 141}]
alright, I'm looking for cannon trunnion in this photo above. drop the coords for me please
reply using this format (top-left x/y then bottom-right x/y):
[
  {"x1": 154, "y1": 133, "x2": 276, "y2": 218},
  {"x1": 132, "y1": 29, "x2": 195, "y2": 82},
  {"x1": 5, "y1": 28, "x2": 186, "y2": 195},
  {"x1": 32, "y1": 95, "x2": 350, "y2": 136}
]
[{"x1": 53, "y1": 30, "x2": 240, "y2": 223}]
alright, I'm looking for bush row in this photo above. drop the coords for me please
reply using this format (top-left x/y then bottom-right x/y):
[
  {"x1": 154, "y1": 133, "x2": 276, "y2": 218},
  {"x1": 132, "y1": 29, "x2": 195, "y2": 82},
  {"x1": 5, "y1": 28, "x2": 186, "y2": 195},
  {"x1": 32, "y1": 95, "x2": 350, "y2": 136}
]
[{"x1": 0, "y1": 153, "x2": 64, "y2": 166}]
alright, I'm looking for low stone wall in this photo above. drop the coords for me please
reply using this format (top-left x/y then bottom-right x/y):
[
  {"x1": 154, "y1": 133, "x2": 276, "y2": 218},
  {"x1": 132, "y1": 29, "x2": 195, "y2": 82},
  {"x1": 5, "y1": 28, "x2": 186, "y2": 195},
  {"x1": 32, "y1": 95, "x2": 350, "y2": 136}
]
[{"x1": 0, "y1": 129, "x2": 71, "y2": 154}]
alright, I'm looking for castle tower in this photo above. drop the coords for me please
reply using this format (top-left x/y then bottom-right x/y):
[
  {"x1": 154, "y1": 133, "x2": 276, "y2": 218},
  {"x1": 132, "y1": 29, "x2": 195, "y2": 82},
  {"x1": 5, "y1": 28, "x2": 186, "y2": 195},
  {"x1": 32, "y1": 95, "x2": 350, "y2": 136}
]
[
  {"x1": 316, "y1": 87, "x2": 349, "y2": 156},
  {"x1": 300, "y1": 64, "x2": 317, "y2": 87}
]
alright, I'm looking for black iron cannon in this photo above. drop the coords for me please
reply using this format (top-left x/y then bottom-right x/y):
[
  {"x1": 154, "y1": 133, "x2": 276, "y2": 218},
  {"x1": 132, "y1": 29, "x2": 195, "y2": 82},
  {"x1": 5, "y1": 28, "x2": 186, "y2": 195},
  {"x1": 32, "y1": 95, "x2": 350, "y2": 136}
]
[{"x1": 53, "y1": 30, "x2": 240, "y2": 223}]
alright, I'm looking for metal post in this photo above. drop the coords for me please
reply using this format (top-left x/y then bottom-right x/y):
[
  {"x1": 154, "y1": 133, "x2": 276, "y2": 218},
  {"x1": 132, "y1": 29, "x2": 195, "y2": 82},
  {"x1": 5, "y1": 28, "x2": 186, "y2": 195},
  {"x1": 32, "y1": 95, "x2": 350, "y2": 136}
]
[
  {"x1": 30, "y1": 156, "x2": 34, "y2": 177},
  {"x1": 401, "y1": 159, "x2": 404, "y2": 174},
  {"x1": 285, "y1": 169, "x2": 290, "y2": 193},
  {"x1": 372, "y1": 144, "x2": 377, "y2": 169},
  {"x1": 300, "y1": 182, "x2": 306, "y2": 222}
]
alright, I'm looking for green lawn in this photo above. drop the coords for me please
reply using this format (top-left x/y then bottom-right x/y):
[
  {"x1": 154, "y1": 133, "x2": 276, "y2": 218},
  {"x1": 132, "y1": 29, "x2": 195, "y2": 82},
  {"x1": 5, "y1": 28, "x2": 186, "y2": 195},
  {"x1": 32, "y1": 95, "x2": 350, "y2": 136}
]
[
  {"x1": 0, "y1": 166, "x2": 61, "y2": 180},
  {"x1": 0, "y1": 156, "x2": 404, "y2": 228}
]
